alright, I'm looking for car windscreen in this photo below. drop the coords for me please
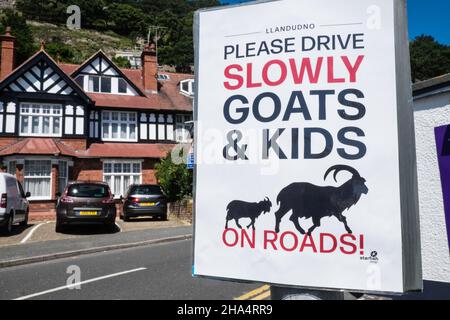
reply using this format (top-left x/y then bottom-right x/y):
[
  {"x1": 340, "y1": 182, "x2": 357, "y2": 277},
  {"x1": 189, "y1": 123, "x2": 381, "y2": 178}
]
[
  {"x1": 129, "y1": 185, "x2": 163, "y2": 195},
  {"x1": 67, "y1": 184, "x2": 110, "y2": 198}
]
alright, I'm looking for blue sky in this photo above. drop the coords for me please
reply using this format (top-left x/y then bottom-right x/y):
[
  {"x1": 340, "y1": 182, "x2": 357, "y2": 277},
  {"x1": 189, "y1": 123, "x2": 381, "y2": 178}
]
[{"x1": 220, "y1": 0, "x2": 450, "y2": 44}]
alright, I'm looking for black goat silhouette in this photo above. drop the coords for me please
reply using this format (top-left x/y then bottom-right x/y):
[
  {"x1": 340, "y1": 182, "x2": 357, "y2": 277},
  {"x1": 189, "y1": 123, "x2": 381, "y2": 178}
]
[
  {"x1": 274, "y1": 165, "x2": 368, "y2": 235},
  {"x1": 226, "y1": 197, "x2": 272, "y2": 230}
]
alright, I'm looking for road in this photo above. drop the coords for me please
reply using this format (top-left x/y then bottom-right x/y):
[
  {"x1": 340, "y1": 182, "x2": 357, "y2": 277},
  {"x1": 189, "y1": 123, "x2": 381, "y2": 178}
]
[{"x1": 0, "y1": 238, "x2": 262, "y2": 300}]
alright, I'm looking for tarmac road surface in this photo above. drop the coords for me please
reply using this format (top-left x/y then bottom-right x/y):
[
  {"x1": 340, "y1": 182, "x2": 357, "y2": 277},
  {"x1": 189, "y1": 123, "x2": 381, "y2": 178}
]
[{"x1": 0, "y1": 229, "x2": 262, "y2": 300}]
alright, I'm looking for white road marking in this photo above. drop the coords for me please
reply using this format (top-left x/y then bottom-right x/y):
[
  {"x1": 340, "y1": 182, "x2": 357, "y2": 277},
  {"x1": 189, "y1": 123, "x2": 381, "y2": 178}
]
[
  {"x1": 14, "y1": 267, "x2": 147, "y2": 300},
  {"x1": 20, "y1": 222, "x2": 50, "y2": 244}
]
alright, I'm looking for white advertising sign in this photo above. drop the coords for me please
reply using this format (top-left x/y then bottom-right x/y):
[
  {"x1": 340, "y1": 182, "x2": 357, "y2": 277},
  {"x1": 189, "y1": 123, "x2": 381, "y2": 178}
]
[{"x1": 193, "y1": 0, "x2": 421, "y2": 293}]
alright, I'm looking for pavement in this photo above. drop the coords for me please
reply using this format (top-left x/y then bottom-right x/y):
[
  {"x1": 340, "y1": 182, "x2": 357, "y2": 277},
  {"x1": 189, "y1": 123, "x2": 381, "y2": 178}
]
[
  {"x1": 0, "y1": 235, "x2": 263, "y2": 300},
  {"x1": 0, "y1": 217, "x2": 190, "y2": 248},
  {"x1": 0, "y1": 226, "x2": 193, "y2": 268}
]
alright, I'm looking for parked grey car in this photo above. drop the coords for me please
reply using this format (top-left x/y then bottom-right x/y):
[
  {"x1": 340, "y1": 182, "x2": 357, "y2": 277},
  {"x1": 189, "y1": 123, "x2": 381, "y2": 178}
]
[
  {"x1": 56, "y1": 181, "x2": 116, "y2": 232},
  {"x1": 120, "y1": 184, "x2": 167, "y2": 221}
]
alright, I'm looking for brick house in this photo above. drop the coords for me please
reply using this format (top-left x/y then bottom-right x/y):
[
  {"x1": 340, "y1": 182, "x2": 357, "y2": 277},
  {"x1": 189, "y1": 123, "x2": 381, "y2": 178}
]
[{"x1": 0, "y1": 28, "x2": 193, "y2": 217}]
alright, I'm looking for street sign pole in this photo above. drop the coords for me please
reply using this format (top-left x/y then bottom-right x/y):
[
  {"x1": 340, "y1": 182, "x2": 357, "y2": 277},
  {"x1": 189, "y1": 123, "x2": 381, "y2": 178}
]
[{"x1": 270, "y1": 286, "x2": 345, "y2": 300}]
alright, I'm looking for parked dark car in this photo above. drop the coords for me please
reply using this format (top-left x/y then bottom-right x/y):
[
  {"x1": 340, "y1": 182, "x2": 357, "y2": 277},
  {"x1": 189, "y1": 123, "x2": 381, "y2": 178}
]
[
  {"x1": 56, "y1": 181, "x2": 117, "y2": 232},
  {"x1": 121, "y1": 184, "x2": 167, "y2": 221}
]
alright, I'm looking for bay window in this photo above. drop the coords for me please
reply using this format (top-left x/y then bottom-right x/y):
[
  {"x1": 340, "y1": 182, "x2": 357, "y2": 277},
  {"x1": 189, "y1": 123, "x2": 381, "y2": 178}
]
[
  {"x1": 24, "y1": 160, "x2": 52, "y2": 200},
  {"x1": 103, "y1": 161, "x2": 141, "y2": 197},
  {"x1": 58, "y1": 161, "x2": 68, "y2": 194},
  {"x1": 102, "y1": 111, "x2": 137, "y2": 141},
  {"x1": 20, "y1": 103, "x2": 62, "y2": 137},
  {"x1": 8, "y1": 161, "x2": 16, "y2": 176}
]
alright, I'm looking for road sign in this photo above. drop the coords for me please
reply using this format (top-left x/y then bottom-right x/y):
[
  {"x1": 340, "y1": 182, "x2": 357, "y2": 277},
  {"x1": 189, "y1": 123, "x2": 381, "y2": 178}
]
[
  {"x1": 187, "y1": 152, "x2": 195, "y2": 170},
  {"x1": 193, "y1": 0, "x2": 421, "y2": 293}
]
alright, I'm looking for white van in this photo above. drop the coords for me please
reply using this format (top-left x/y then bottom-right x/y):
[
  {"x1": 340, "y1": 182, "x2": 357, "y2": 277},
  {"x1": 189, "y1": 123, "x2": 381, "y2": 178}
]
[{"x1": 0, "y1": 173, "x2": 30, "y2": 234}]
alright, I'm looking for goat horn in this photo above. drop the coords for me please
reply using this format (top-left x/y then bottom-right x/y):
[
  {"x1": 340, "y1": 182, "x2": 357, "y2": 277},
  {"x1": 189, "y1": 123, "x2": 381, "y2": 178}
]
[{"x1": 324, "y1": 165, "x2": 361, "y2": 182}]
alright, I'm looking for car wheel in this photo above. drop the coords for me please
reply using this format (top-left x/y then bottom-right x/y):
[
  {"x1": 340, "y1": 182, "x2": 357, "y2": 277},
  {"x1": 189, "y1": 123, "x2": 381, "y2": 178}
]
[
  {"x1": 123, "y1": 214, "x2": 130, "y2": 222},
  {"x1": 1, "y1": 214, "x2": 13, "y2": 235},
  {"x1": 19, "y1": 210, "x2": 29, "y2": 227},
  {"x1": 106, "y1": 222, "x2": 117, "y2": 233},
  {"x1": 55, "y1": 219, "x2": 64, "y2": 233},
  {"x1": 160, "y1": 213, "x2": 168, "y2": 221}
]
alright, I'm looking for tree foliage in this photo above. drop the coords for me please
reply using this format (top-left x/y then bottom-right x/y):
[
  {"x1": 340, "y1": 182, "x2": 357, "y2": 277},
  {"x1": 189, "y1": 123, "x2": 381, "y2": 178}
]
[
  {"x1": 14, "y1": 1, "x2": 450, "y2": 80},
  {"x1": 45, "y1": 42, "x2": 76, "y2": 62},
  {"x1": 112, "y1": 56, "x2": 132, "y2": 69},
  {"x1": 16, "y1": 0, "x2": 221, "y2": 71},
  {"x1": 410, "y1": 35, "x2": 450, "y2": 82},
  {"x1": 155, "y1": 152, "x2": 192, "y2": 202}
]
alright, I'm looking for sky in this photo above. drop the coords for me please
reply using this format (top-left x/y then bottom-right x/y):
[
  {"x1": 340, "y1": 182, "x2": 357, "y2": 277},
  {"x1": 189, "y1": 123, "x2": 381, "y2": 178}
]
[{"x1": 220, "y1": 0, "x2": 450, "y2": 44}]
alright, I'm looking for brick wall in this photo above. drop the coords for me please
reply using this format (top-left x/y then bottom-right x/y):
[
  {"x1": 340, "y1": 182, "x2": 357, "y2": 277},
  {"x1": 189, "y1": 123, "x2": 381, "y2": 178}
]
[
  {"x1": 62, "y1": 138, "x2": 87, "y2": 151},
  {"x1": 142, "y1": 159, "x2": 158, "y2": 184},
  {"x1": 168, "y1": 199, "x2": 193, "y2": 223},
  {"x1": 72, "y1": 158, "x2": 103, "y2": 181}
]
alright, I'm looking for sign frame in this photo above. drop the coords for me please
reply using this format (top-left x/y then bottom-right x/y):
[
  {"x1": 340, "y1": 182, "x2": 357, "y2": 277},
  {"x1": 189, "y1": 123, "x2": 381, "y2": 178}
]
[{"x1": 192, "y1": 0, "x2": 422, "y2": 294}]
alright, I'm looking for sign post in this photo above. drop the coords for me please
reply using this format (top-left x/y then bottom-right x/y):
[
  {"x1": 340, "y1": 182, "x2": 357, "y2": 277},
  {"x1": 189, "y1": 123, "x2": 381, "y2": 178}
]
[{"x1": 193, "y1": 0, "x2": 422, "y2": 295}]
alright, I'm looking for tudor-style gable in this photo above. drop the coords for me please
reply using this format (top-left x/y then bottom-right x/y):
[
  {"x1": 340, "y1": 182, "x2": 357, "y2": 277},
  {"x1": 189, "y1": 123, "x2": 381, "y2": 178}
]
[
  {"x1": 71, "y1": 51, "x2": 144, "y2": 97},
  {"x1": 0, "y1": 51, "x2": 91, "y2": 102},
  {"x1": 0, "y1": 50, "x2": 92, "y2": 138}
]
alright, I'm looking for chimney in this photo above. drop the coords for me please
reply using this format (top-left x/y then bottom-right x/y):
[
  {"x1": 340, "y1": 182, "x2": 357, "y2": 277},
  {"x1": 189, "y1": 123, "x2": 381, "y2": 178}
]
[
  {"x1": 0, "y1": 27, "x2": 16, "y2": 81},
  {"x1": 141, "y1": 43, "x2": 158, "y2": 94}
]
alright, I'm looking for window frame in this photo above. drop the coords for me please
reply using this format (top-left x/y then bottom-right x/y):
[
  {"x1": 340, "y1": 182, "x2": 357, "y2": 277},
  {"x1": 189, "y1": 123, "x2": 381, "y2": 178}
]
[
  {"x1": 180, "y1": 79, "x2": 194, "y2": 96},
  {"x1": 102, "y1": 160, "x2": 142, "y2": 198},
  {"x1": 19, "y1": 102, "x2": 63, "y2": 137},
  {"x1": 23, "y1": 159, "x2": 52, "y2": 201},
  {"x1": 101, "y1": 111, "x2": 138, "y2": 142},
  {"x1": 58, "y1": 160, "x2": 69, "y2": 195},
  {"x1": 7, "y1": 160, "x2": 16, "y2": 176}
]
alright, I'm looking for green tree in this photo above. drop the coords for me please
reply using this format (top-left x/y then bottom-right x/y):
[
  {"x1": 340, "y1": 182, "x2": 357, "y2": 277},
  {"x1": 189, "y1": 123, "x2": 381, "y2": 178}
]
[
  {"x1": 45, "y1": 42, "x2": 76, "y2": 63},
  {"x1": 0, "y1": 9, "x2": 36, "y2": 65},
  {"x1": 14, "y1": 0, "x2": 224, "y2": 72},
  {"x1": 410, "y1": 35, "x2": 450, "y2": 82},
  {"x1": 105, "y1": 3, "x2": 147, "y2": 37},
  {"x1": 16, "y1": 0, "x2": 67, "y2": 24},
  {"x1": 112, "y1": 56, "x2": 131, "y2": 68},
  {"x1": 155, "y1": 152, "x2": 192, "y2": 202}
]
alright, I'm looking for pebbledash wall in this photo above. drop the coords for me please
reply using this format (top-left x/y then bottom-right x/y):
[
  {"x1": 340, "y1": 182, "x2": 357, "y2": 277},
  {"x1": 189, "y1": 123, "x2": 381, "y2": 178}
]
[{"x1": 413, "y1": 74, "x2": 450, "y2": 285}]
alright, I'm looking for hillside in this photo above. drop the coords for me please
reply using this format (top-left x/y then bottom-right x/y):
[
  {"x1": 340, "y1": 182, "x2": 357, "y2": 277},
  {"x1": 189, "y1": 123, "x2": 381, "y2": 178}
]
[
  {"x1": 27, "y1": 21, "x2": 134, "y2": 64},
  {"x1": 12, "y1": 0, "x2": 222, "y2": 72}
]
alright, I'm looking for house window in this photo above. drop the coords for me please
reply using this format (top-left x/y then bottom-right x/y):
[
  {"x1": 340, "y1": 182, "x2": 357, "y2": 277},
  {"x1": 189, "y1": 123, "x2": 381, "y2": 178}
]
[
  {"x1": 102, "y1": 111, "x2": 137, "y2": 142},
  {"x1": 58, "y1": 161, "x2": 68, "y2": 194},
  {"x1": 103, "y1": 161, "x2": 141, "y2": 197},
  {"x1": 24, "y1": 160, "x2": 52, "y2": 200},
  {"x1": 20, "y1": 103, "x2": 62, "y2": 137},
  {"x1": 180, "y1": 79, "x2": 194, "y2": 96},
  {"x1": 88, "y1": 76, "x2": 100, "y2": 92},
  {"x1": 75, "y1": 75, "x2": 84, "y2": 88},
  {"x1": 157, "y1": 74, "x2": 170, "y2": 81},
  {"x1": 101, "y1": 77, "x2": 112, "y2": 93},
  {"x1": 8, "y1": 161, "x2": 16, "y2": 176},
  {"x1": 118, "y1": 79, "x2": 127, "y2": 93},
  {"x1": 88, "y1": 76, "x2": 114, "y2": 93},
  {"x1": 175, "y1": 114, "x2": 192, "y2": 143}
]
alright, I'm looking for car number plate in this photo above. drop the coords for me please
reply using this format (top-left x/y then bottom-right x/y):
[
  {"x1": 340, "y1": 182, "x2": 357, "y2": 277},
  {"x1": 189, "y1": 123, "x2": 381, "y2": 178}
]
[
  {"x1": 140, "y1": 202, "x2": 156, "y2": 207},
  {"x1": 79, "y1": 211, "x2": 98, "y2": 216}
]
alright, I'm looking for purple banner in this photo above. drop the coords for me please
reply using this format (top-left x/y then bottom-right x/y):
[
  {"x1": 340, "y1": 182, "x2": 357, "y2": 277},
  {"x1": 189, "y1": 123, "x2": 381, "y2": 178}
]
[{"x1": 434, "y1": 125, "x2": 450, "y2": 250}]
